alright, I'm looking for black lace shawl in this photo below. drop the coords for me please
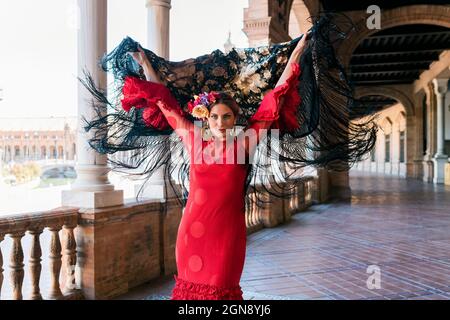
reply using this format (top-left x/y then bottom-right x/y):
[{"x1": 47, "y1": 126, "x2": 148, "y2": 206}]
[{"x1": 80, "y1": 12, "x2": 379, "y2": 209}]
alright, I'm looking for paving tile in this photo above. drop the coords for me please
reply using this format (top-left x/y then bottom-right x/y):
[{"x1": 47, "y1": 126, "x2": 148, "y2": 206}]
[{"x1": 113, "y1": 173, "x2": 450, "y2": 300}]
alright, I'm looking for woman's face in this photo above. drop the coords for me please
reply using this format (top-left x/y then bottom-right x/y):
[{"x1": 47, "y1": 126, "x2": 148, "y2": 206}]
[{"x1": 208, "y1": 103, "x2": 236, "y2": 140}]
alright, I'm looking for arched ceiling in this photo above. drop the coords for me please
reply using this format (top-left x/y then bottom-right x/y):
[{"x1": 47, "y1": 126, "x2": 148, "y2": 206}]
[
  {"x1": 348, "y1": 24, "x2": 450, "y2": 86},
  {"x1": 320, "y1": 0, "x2": 449, "y2": 11},
  {"x1": 352, "y1": 95, "x2": 398, "y2": 118}
]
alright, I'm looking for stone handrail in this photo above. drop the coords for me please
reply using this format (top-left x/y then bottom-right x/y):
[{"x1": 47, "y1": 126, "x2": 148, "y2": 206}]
[
  {"x1": 245, "y1": 176, "x2": 317, "y2": 232},
  {"x1": 0, "y1": 207, "x2": 80, "y2": 300},
  {"x1": 0, "y1": 176, "x2": 318, "y2": 300}
]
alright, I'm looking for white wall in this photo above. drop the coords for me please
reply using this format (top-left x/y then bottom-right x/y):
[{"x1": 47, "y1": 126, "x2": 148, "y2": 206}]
[{"x1": 351, "y1": 103, "x2": 407, "y2": 177}]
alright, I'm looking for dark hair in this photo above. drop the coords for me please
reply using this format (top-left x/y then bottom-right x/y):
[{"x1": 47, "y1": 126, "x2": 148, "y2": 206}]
[{"x1": 209, "y1": 91, "x2": 240, "y2": 117}]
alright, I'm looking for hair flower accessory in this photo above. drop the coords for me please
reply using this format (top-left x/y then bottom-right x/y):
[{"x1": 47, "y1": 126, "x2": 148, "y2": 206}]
[
  {"x1": 187, "y1": 91, "x2": 220, "y2": 120},
  {"x1": 191, "y1": 104, "x2": 209, "y2": 119}
]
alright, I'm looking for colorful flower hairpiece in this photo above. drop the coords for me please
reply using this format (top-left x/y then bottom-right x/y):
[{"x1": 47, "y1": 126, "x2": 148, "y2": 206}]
[{"x1": 187, "y1": 91, "x2": 221, "y2": 120}]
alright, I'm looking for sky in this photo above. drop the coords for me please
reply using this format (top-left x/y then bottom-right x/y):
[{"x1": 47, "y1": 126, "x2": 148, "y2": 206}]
[{"x1": 0, "y1": 0, "x2": 249, "y2": 120}]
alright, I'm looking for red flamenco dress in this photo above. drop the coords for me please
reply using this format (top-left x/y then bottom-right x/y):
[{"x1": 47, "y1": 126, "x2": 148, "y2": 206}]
[{"x1": 121, "y1": 62, "x2": 301, "y2": 300}]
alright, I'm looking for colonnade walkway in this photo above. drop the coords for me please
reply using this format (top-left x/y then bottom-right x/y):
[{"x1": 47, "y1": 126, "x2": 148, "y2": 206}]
[{"x1": 116, "y1": 172, "x2": 450, "y2": 300}]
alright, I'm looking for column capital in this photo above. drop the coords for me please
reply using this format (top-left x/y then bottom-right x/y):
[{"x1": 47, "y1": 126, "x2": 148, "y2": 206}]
[
  {"x1": 432, "y1": 78, "x2": 449, "y2": 96},
  {"x1": 146, "y1": 0, "x2": 171, "y2": 9}
]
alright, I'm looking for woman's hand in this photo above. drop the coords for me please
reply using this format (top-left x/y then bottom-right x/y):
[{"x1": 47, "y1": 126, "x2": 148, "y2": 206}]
[
  {"x1": 127, "y1": 45, "x2": 149, "y2": 67},
  {"x1": 290, "y1": 31, "x2": 310, "y2": 63},
  {"x1": 293, "y1": 32, "x2": 309, "y2": 55},
  {"x1": 127, "y1": 44, "x2": 163, "y2": 84},
  {"x1": 274, "y1": 31, "x2": 310, "y2": 88}
]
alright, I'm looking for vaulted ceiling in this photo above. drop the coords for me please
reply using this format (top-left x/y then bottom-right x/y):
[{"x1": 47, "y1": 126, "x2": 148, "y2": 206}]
[
  {"x1": 352, "y1": 95, "x2": 398, "y2": 117},
  {"x1": 318, "y1": 0, "x2": 450, "y2": 117},
  {"x1": 348, "y1": 24, "x2": 450, "y2": 86},
  {"x1": 349, "y1": 22, "x2": 450, "y2": 118},
  {"x1": 320, "y1": 0, "x2": 450, "y2": 11},
  {"x1": 284, "y1": 0, "x2": 450, "y2": 117}
]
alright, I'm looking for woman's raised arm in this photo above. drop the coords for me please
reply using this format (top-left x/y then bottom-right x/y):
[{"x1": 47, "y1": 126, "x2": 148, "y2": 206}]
[
  {"x1": 238, "y1": 33, "x2": 309, "y2": 158},
  {"x1": 126, "y1": 46, "x2": 194, "y2": 146}
]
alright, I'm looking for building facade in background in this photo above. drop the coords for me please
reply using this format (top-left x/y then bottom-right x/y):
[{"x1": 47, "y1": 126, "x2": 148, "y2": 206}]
[{"x1": 0, "y1": 117, "x2": 77, "y2": 163}]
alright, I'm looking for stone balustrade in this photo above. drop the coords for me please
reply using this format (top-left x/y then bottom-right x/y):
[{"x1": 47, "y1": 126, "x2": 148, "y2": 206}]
[
  {"x1": 0, "y1": 207, "x2": 81, "y2": 300},
  {"x1": 245, "y1": 176, "x2": 318, "y2": 233},
  {"x1": 0, "y1": 176, "x2": 318, "y2": 300}
]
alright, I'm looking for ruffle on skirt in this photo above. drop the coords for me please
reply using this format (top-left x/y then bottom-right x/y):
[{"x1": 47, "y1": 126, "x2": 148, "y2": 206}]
[{"x1": 171, "y1": 275, "x2": 244, "y2": 300}]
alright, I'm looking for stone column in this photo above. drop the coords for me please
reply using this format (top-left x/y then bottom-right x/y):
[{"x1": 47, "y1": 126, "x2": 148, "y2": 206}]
[
  {"x1": 328, "y1": 170, "x2": 351, "y2": 201},
  {"x1": 405, "y1": 114, "x2": 416, "y2": 178},
  {"x1": 412, "y1": 91, "x2": 425, "y2": 179},
  {"x1": 136, "y1": 0, "x2": 173, "y2": 201},
  {"x1": 62, "y1": 0, "x2": 123, "y2": 208},
  {"x1": 423, "y1": 84, "x2": 435, "y2": 182},
  {"x1": 432, "y1": 78, "x2": 449, "y2": 184},
  {"x1": 326, "y1": 105, "x2": 351, "y2": 201},
  {"x1": 146, "y1": 0, "x2": 171, "y2": 58},
  {"x1": 316, "y1": 168, "x2": 330, "y2": 203}
]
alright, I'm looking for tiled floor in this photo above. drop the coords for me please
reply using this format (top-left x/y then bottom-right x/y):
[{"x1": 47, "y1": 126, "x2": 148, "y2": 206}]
[{"x1": 115, "y1": 172, "x2": 450, "y2": 300}]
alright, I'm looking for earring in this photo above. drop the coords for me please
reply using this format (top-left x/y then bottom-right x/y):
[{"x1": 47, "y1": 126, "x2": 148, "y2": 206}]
[{"x1": 202, "y1": 122, "x2": 212, "y2": 141}]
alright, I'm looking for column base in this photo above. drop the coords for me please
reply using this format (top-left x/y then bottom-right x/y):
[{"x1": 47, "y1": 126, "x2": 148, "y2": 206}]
[
  {"x1": 134, "y1": 178, "x2": 180, "y2": 203},
  {"x1": 327, "y1": 170, "x2": 351, "y2": 202},
  {"x1": 412, "y1": 159, "x2": 423, "y2": 179},
  {"x1": 329, "y1": 186, "x2": 352, "y2": 202},
  {"x1": 422, "y1": 153, "x2": 434, "y2": 182},
  {"x1": 445, "y1": 163, "x2": 450, "y2": 186},
  {"x1": 317, "y1": 168, "x2": 330, "y2": 203},
  {"x1": 135, "y1": 183, "x2": 165, "y2": 202},
  {"x1": 62, "y1": 189, "x2": 124, "y2": 209},
  {"x1": 432, "y1": 154, "x2": 449, "y2": 184}
]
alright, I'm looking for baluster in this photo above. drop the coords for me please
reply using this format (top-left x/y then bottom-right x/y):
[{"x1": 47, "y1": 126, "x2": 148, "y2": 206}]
[
  {"x1": 252, "y1": 194, "x2": 258, "y2": 226},
  {"x1": 62, "y1": 224, "x2": 77, "y2": 294},
  {"x1": 48, "y1": 226, "x2": 63, "y2": 299},
  {"x1": 28, "y1": 229, "x2": 43, "y2": 300},
  {"x1": 0, "y1": 233, "x2": 4, "y2": 299},
  {"x1": 247, "y1": 200, "x2": 252, "y2": 228},
  {"x1": 9, "y1": 232, "x2": 25, "y2": 300},
  {"x1": 251, "y1": 197, "x2": 259, "y2": 226},
  {"x1": 294, "y1": 184, "x2": 298, "y2": 211}
]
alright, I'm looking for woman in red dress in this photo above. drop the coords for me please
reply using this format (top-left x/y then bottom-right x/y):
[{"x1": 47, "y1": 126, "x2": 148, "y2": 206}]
[{"x1": 126, "y1": 35, "x2": 308, "y2": 300}]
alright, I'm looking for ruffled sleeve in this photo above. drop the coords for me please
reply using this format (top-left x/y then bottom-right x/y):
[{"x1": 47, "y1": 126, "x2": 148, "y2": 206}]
[
  {"x1": 248, "y1": 62, "x2": 302, "y2": 133},
  {"x1": 121, "y1": 76, "x2": 185, "y2": 130}
]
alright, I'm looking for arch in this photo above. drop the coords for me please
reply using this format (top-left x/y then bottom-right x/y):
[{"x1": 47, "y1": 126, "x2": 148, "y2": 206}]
[
  {"x1": 339, "y1": 5, "x2": 450, "y2": 66},
  {"x1": 380, "y1": 116, "x2": 393, "y2": 138},
  {"x1": 72, "y1": 142, "x2": 76, "y2": 160},
  {"x1": 355, "y1": 86, "x2": 414, "y2": 116},
  {"x1": 290, "y1": 0, "x2": 319, "y2": 18},
  {"x1": 395, "y1": 111, "x2": 406, "y2": 123},
  {"x1": 14, "y1": 146, "x2": 20, "y2": 157},
  {"x1": 244, "y1": 0, "x2": 319, "y2": 44},
  {"x1": 383, "y1": 116, "x2": 393, "y2": 126},
  {"x1": 41, "y1": 145, "x2": 47, "y2": 158},
  {"x1": 49, "y1": 146, "x2": 56, "y2": 159},
  {"x1": 58, "y1": 145, "x2": 64, "y2": 159},
  {"x1": 288, "y1": 0, "x2": 319, "y2": 36}
]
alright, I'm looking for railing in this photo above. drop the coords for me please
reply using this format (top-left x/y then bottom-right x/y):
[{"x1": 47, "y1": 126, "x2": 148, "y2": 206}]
[
  {"x1": 245, "y1": 176, "x2": 318, "y2": 233},
  {"x1": 0, "y1": 176, "x2": 318, "y2": 300},
  {"x1": 0, "y1": 207, "x2": 81, "y2": 300}
]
